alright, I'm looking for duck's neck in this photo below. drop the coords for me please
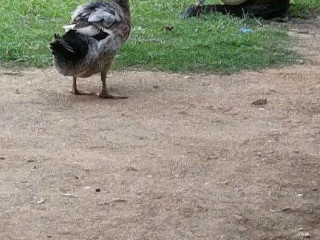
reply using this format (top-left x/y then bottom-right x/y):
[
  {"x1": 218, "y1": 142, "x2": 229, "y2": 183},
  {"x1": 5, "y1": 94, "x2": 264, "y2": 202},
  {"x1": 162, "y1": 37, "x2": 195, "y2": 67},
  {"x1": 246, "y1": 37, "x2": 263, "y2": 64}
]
[{"x1": 114, "y1": 0, "x2": 130, "y2": 13}]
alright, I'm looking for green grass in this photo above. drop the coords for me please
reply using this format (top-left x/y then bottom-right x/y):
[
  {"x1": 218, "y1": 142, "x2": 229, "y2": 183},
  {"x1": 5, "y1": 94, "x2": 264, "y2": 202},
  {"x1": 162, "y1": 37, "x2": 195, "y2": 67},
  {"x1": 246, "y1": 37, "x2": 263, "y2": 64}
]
[
  {"x1": 0, "y1": 0, "x2": 318, "y2": 73},
  {"x1": 291, "y1": 0, "x2": 320, "y2": 18}
]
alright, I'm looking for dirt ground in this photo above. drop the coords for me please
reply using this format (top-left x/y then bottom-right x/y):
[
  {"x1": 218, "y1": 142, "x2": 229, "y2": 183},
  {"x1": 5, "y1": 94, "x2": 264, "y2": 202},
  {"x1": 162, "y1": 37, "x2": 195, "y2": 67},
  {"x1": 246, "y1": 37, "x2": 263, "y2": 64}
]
[{"x1": 0, "y1": 19, "x2": 320, "y2": 240}]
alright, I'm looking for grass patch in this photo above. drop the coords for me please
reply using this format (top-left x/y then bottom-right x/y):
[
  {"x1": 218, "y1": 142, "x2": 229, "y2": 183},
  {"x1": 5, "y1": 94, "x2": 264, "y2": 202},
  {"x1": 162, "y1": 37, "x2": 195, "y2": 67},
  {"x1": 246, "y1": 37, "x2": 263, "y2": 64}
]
[
  {"x1": 290, "y1": 0, "x2": 320, "y2": 18},
  {"x1": 0, "y1": 0, "x2": 316, "y2": 73}
]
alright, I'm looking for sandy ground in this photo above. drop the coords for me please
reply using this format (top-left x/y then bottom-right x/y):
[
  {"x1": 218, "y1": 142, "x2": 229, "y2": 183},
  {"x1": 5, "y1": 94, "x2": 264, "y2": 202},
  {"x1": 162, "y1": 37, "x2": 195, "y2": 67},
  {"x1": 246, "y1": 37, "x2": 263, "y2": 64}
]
[{"x1": 0, "y1": 20, "x2": 320, "y2": 240}]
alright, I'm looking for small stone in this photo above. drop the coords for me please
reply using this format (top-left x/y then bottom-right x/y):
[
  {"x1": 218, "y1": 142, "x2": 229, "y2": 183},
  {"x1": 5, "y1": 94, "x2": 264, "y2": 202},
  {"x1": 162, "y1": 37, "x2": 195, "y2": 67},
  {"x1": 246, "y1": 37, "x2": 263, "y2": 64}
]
[
  {"x1": 147, "y1": 175, "x2": 153, "y2": 178},
  {"x1": 183, "y1": 76, "x2": 191, "y2": 79},
  {"x1": 312, "y1": 188, "x2": 318, "y2": 192},
  {"x1": 36, "y1": 198, "x2": 46, "y2": 204},
  {"x1": 0, "y1": 157, "x2": 5, "y2": 160},
  {"x1": 266, "y1": 89, "x2": 277, "y2": 95},
  {"x1": 126, "y1": 166, "x2": 138, "y2": 172},
  {"x1": 297, "y1": 193, "x2": 303, "y2": 197},
  {"x1": 222, "y1": 180, "x2": 229, "y2": 186},
  {"x1": 237, "y1": 226, "x2": 247, "y2": 232},
  {"x1": 178, "y1": 110, "x2": 187, "y2": 115},
  {"x1": 302, "y1": 232, "x2": 311, "y2": 238},
  {"x1": 95, "y1": 189, "x2": 101, "y2": 193},
  {"x1": 84, "y1": 186, "x2": 91, "y2": 189},
  {"x1": 252, "y1": 99, "x2": 267, "y2": 106},
  {"x1": 15, "y1": 89, "x2": 20, "y2": 94},
  {"x1": 153, "y1": 85, "x2": 159, "y2": 89},
  {"x1": 27, "y1": 160, "x2": 35, "y2": 163},
  {"x1": 281, "y1": 207, "x2": 292, "y2": 212},
  {"x1": 257, "y1": 152, "x2": 262, "y2": 157},
  {"x1": 298, "y1": 30, "x2": 310, "y2": 34},
  {"x1": 298, "y1": 228, "x2": 305, "y2": 232}
]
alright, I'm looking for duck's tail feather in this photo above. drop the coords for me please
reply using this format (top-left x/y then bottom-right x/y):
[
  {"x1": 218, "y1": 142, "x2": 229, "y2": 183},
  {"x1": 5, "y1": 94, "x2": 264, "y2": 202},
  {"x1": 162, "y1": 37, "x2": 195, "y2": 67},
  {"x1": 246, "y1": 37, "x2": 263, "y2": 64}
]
[{"x1": 50, "y1": 30, "x2": 89, "y2": 67}]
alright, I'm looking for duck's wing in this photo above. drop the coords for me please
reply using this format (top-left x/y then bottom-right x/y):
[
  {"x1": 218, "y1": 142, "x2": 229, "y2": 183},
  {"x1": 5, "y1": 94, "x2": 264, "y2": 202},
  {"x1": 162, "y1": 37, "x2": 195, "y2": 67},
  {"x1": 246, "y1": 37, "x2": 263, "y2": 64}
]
[{"x1": 71, "y1": 1, "x2": 123, "y2": 31}]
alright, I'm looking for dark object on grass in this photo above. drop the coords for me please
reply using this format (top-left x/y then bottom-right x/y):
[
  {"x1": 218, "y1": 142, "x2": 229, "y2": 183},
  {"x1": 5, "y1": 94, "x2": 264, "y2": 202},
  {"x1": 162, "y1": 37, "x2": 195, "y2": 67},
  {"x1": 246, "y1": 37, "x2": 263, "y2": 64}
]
[{"x1": 182, "y1": 0, "x2": 290, "y2": 20}]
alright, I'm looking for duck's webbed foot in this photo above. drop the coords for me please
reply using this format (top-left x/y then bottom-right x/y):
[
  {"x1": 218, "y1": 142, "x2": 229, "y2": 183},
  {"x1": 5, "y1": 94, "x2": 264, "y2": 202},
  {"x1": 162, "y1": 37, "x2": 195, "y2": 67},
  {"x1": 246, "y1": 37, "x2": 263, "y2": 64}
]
[{"x1": 99, "y1": 70, "x2": 127, "y2": 99}]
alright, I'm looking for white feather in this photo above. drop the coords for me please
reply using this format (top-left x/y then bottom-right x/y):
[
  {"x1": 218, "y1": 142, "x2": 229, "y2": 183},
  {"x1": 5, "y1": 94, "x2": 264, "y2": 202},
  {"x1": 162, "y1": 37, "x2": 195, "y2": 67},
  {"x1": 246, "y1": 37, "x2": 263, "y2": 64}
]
[
  {"x1": 88, "y1": 8, "x2": 121, "y2": 26},
  {"x1": 76, "y1": 26, "x2": 100, "y2": 36},
  {"x1": 63, "y1": 24, "x2": 76, "y2": 31}
]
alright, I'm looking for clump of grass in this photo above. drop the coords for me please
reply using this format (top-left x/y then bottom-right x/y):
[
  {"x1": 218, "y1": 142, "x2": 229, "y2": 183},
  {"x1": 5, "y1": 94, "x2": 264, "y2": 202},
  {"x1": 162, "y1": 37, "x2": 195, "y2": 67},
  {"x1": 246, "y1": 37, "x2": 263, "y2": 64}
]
[
  {"x1": 290, "y1": 0, "x2": 320, "y2": 18},
  {"x1": 0, "y1": 0, "x2": 315, "y2": 73}
]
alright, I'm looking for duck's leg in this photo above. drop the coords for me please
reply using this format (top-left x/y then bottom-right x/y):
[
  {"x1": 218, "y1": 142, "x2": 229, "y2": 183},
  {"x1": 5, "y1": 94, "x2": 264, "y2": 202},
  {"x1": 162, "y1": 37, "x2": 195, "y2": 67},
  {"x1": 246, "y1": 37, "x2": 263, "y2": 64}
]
[
  {"x1": 97, "y1": 68, "x2": 127, "y2": 99},
  {"x1": 70, "y1": 77, "x2": 94, "y2": 95}
]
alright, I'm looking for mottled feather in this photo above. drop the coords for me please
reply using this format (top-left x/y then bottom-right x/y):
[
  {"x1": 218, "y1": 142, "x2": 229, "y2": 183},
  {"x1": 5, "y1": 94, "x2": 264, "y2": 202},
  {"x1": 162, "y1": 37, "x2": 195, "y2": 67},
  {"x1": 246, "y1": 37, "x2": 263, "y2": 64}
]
[{"x1": 51, "y1": 0, "x2": 131, "y2": 78}]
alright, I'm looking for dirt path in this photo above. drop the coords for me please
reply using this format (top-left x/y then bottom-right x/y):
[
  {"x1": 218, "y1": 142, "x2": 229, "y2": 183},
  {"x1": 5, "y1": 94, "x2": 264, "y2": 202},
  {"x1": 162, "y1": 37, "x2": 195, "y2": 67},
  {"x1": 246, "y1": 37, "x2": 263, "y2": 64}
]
[{"x1": 0, "y1": 20, "x2": 319, "y2": 240}]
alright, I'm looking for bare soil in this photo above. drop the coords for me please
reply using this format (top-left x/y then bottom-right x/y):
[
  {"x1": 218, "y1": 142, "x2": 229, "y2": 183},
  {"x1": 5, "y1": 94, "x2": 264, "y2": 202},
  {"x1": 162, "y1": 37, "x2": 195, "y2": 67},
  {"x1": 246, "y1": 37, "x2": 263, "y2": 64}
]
[{"x1": 0, "y1": 20, "x2": 319, "y2": 240}]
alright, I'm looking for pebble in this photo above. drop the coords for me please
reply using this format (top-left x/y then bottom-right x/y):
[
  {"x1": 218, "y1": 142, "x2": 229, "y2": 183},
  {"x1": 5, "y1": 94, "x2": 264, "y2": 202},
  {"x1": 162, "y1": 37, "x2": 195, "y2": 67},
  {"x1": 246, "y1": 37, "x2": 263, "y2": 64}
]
[
  {"x1": 221, "y1": 180, "x2": 229, "y2": 186},
  {"x1": 252, "y1": 99, "x2": 267, "y2": 106},
  {"x1": 281, "y1": 207, "x2": 292, "y2": 212},
  {"x1": 302, "y1": 232, "x2": 311, "y2": 238},
  {"x1": 126, "y1": 166, "x2": 138, "y2": 172},
  {"x1": 36, "y1": 198, "x2": 47, "y2": 204},
  {"x1": 237, "y1": 226, "x2": 247, "y2": 232},
  {"x1": 178, "y1": 110, "x2": 187, "y2": 115}
]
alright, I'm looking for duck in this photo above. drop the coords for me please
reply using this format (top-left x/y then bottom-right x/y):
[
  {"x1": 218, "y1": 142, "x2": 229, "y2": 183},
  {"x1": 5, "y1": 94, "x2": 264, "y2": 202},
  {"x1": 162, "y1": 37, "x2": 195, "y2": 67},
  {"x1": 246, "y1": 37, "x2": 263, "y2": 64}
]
[{"x1": 50, "y1": 0, "x2": 131, "y2": 98}]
